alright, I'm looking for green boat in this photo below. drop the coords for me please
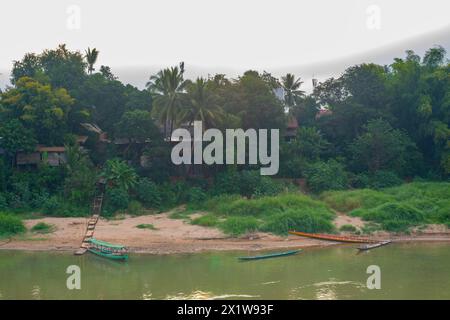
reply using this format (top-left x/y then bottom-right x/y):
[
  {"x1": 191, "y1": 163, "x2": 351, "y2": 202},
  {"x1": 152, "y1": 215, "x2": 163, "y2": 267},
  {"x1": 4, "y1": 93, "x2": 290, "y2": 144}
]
[
  {"x1": 238, "y1": 249, "x2": 301, "y2": 261},
  {"x1": 87, "y1": 238, "x2": 129, "y2": 261}
]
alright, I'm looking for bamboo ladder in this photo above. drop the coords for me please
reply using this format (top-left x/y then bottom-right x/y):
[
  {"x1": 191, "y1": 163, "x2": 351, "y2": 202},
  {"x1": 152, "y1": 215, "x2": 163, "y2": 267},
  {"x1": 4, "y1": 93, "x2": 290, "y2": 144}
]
[{"x1": 74, "y1": 185, "x2": 105, "y2": 255}]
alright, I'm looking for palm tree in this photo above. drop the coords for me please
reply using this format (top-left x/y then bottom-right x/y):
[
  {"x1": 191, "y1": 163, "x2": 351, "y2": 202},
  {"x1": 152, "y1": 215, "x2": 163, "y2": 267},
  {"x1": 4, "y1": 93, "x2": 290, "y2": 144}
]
[
  {"x1": 181, "y1": 78, "x2": 223, "y2": 129},
  {"x1": 281, "y1": 73, "x2": 305, "y2": 112},
  {"x1": 101, "y1": 159, "x2": 137, "y2": 191},
  {"x1": 146, "y1": 65, "x2": 187, "y2": 138},
  {"x1": 85, "y1": 48, "x2": 99, "y2": 74}
]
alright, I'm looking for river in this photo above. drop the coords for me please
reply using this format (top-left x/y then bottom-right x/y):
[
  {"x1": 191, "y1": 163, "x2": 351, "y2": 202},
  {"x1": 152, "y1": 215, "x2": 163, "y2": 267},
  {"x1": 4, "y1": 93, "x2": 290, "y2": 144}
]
[{"x1": 0, "y1": 242, "x2": 449, "y2": 299}]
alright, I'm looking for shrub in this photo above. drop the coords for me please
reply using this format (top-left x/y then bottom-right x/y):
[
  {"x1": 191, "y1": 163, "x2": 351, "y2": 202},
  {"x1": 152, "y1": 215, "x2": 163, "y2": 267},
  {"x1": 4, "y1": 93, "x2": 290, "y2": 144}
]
[
  {"x1": 31, "y1": 222, "x2": 55, "y2": 234},
  {"x1": 261, "y1": 209, "x2": 335, "y2": 235},
  {"x1": 105, "y1": 187, "x2": 129, "y2": 212},
  {"x1": 135, "y1": 178, "x2": 162, "y2": 209},
  {"x1": 350, "y1": 173, "x2": 371, "y2": 189},
  {"x1": 198, "y1": 194, "x2": 242, "y2": 212},
  {"x1": 42, "y1": 196, "x2": 63, "y2": 215},
  {"x1": 212, "y1": 169, "x2": 241, "y2": 195},
  {"x1": 158, "y1": 183, "x2": 180, "y2": 210},
  {"x1": 432, "y1": 200, "x2": 450, "y2": 223},
  {"x1": 368, "y1": 170, "x2": 403, "y2": 189},
  {"x1": 187, "y1": 187, "x2": 208, "y2": 206},
  {"x1": 191, "y1": 214, "x2": 219, "y2": 227},
  {"x1": 350, "y1": 202, "x2": 425, "y2": 232},
  {"x1": 381, "y1": 219, "x2": 411, "y2": 232},
  {"x1": 0, "y1": 213, "x2": 25, "y2": 236},
  {"x1": 136, "y1": 224, "x2": 157, "y2": 230},
  {"x1": 304, "y1": 160, "x2": 348, "y2": 193},
  {"x1": 0, "y1": 193, "x2": 8, "y2": 210},
  {"x1": 128, "y1": 200, "x2": 144, "y2": 215},
  {"x1": 361, "y1": 222, "x2": 382, "y2": 234},
  {"x1": 252, "y1": 176, "x2": 286, "y2": 198},
  {"x1": 212, "y1": 170, "x2": 285, "y2": 198},
  {"x1": 220, "y1": 216, "x2": 260, "y2": 235},
  {"x1": 339, "y1": 224, "x2": 357, "y2": 232},
  {"x1": 215, "y1": 193, "x2": 333, "y2": 217},
  {"x1": 321, "y1": 189, "x2": 395, "y2": 212}
]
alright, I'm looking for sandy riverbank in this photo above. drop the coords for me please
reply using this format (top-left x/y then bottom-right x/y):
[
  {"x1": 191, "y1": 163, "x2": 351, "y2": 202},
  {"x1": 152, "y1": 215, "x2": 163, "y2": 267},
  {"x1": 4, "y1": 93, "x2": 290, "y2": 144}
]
[{"x1": 1, "y1": 212, "x2": 450, "y2": 254}]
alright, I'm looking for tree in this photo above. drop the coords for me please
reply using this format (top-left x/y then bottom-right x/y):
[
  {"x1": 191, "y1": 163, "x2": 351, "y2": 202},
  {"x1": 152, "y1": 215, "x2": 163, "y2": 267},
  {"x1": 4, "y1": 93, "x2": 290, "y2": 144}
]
[
  {"x1": 342, "y1": 63, "x2": 389, "y2": 110},
  {"x1": 279, "y1": 127, "x2": 330, "y2": 178},
  {"x1": 0, "y1": 77, "x2": 75, "y2": 145},
  {"x1": 221, "y1": 71, "x2": 285, "y2": 130},
  {"x1": 76, "y1": 73, "x2": 127, "y2": 133},
  {"x1": 37, "y1": 44, "x2": 87, "y2": 90},
  {"x1": 11, "y1": 53, "x2": 47, "y2": 85},
  {"x1": 349, "y1": 119, "x2": 422, "y2": 176},
  {"x1": 85, "y1": 48, "x2": 100, "y2": 74},
  {"x1": 99, "y1": 65, "x2": 117, "y2": 80},
  {"x1": 115, "y1": 110, "x2": 161, "y2": 160},
  {"x1": 0, "y1": 120, "x2": 37, "y2": 166},
  {"x1": 64, "y1": 144, "x2": 96, "y2": 205},
  {"x1": 281, "y1": 73, "x2": 305, "y2": 111},
  {"x1": 291, "y1": 96, "x2": 320, "y2": 126},
  {"x1": 422, "y1": 46, "x2": 446, "y2": 68},
  {"x1": 146, "y1": 65, "x2": 187, "y2": 137},
  {"x1": 101, "y1": 159, "x2": 138, "y2": 191},
  {"x1": 181, "y1": 78, "x2": 223, "y2": 128}
]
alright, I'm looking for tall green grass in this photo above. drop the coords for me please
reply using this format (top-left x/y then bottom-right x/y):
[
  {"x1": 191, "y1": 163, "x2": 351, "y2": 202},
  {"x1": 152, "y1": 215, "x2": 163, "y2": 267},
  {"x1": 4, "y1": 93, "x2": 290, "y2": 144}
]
[
  {"x1": 191, "y1": 214, "x2": 220, "y2": 227},
  {"x1": 261, "y1": 209, "x2": 335, "y2": 235},
  {"x1": 0, "y1": 213, "x2": 26, "y2": 237},
  {"x1": 219, "y1": 216, "x2": 260, "y2": 235},
  {"x1": 199, "y1": 193, "x2": 335, "y2": 236},
  {"x1": 321, "y1": 182, "x2": 450, "y2": 232},
  {"x1": 320, "y1": 189, "x2": 395, "y2": 212},
  {"x1": 31, "y1": 222, "x2": 55, "y2": 234}
]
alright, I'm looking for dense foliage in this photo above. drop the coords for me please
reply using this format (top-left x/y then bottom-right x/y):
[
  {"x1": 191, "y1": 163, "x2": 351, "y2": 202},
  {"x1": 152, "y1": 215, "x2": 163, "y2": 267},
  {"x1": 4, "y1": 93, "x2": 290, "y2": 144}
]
[{"x1": 0, "y1": 44, "x2": 449, "y2": 235}]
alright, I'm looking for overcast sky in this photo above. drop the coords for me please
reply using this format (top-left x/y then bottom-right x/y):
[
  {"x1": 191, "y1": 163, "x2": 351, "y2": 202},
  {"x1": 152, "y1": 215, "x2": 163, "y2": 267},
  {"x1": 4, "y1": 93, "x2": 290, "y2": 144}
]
[{"x1": 1, "y1": 0, "x2": 449, "y2": 89}]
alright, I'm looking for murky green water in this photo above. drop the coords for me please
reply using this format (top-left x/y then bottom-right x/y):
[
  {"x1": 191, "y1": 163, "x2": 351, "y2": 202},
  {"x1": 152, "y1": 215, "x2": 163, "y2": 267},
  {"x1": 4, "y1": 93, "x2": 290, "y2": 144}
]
[{"x1": 0, "y1": 242, "x2": 449, "y2": 299}]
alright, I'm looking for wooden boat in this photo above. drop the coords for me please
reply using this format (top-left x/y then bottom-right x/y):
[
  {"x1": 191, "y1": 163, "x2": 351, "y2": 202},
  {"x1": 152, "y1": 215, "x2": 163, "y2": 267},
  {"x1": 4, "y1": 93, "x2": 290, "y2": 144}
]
[
  {"x1": 288, "y1": 231, "x2": 378, "y2": 243},
  {"x1": 238, "y1": 249, "x2": 301, "y2": 261},
  {"x1": 358, "y1": 240, "x2": 392, "y2": 251},
  {"x1": 87, "y1": 238, "x2": 129, "y2": 261}
]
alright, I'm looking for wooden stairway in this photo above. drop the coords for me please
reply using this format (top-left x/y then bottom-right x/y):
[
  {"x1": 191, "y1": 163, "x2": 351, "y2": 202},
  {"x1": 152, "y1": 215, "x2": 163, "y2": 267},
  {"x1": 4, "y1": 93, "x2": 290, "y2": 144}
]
[{"x1": 74, "y1": 193, "x2": 104, "y2": 255}]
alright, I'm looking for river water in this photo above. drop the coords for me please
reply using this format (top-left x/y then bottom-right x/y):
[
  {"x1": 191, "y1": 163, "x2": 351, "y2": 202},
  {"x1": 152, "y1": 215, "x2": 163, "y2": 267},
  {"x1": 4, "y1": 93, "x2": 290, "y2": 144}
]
[{"x1": 0, "y1": 242, "x2": 449, "y2": 299}]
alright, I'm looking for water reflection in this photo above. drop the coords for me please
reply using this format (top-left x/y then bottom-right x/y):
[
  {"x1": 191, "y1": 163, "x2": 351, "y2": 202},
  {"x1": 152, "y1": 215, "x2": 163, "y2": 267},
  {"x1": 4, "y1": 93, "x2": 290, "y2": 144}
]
[
  {"x1": 165, "y1": 290, "x2": 259, "y2": 300},
  {"x1": 261, "y1": 281, "x2": 281, "y2": 285},
  {"x1": 290, "y1": 278, "x2": 366, "y2": 300},
  {"x1": 31, "y1": 285, "x2": 41, "y2": 300},
  {"x1": 142, "y1": 292, "x2": 153, "y2": 300}
]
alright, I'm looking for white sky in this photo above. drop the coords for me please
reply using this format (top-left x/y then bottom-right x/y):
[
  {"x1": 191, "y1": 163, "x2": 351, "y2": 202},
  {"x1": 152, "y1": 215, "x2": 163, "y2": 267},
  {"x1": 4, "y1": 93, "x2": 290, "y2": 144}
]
[{"x1": 1, "y1": 0, "x2": 449, "y2": 71}]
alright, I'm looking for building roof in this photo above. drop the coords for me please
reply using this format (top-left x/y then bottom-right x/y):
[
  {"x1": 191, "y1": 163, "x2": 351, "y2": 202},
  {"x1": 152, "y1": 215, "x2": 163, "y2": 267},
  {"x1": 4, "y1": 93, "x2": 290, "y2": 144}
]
[
  {"x1": 76, "y1": 135, "x2": 89, "y2": 144},
  {"x1": 36, "y1": 146, "x2": 66, "y2": 152},
  {"x1": 316, "y1": 109, "x2": 332, "y2": 119},
  {"x1": 287, "y1": 117, "x2": 299, "y2": 129}
]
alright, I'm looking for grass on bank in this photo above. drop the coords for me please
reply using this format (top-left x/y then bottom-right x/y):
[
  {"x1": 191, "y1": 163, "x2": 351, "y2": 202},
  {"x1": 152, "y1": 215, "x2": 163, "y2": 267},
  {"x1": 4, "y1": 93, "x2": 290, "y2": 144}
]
[
  {"x1": 136, "y1": 224, "x2": 158, "y2": 230},
  {"x1": 191, "y1": 193, "x2": 336, "y2": 236},
  {"x1": 30, "y1": 222, "x2": 55, "y2": 234},
  {"x1": 321, "y1": 182, "x2": 450, "y2": 232},
  {"x1": 0, "y1": 212, "x2": 26, "y2": 238}
]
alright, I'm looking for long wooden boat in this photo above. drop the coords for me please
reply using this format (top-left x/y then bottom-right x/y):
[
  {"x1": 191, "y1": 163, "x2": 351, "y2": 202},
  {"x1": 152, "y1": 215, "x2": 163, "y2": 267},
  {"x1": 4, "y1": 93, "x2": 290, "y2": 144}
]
[
  {"x1": 238, "y1": 249, "x2": 301, "y2": 261},
  {"x1": 358, "y1": 240, "x2": 392, "y2": 251},
  {"x1": 288, "y1": 231, "x2": 378, "y2": 243},
  {"x1": 87, "y1": 238, "x2": 129, "y2": 261}
]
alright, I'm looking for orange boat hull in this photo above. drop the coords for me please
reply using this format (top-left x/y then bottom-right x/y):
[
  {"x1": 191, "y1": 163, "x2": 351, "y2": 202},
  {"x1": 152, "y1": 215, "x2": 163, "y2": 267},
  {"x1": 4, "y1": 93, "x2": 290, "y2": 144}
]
[{"x1": 288, "y1": 231, "x2": 378, "y2": 243}]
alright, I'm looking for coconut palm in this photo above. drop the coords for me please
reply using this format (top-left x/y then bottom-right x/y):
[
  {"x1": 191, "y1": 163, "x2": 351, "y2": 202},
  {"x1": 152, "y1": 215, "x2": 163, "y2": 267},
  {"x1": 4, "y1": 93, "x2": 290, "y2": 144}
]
[
  {"x1": 101, "y1": 159, "x2": 137, "y2": 191},
  {"x1": 281, "y1": 73, "x2": 305, "y2": 111},
  {"x1": 85, "y1": 48, "x2": 99, "y2": 74},
  {"x1": 146, "y1": 66, "x2": 187, "y2": 138},
  {"x1": 181, "y1": 78, "x2": 223, "y2": 129}
]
